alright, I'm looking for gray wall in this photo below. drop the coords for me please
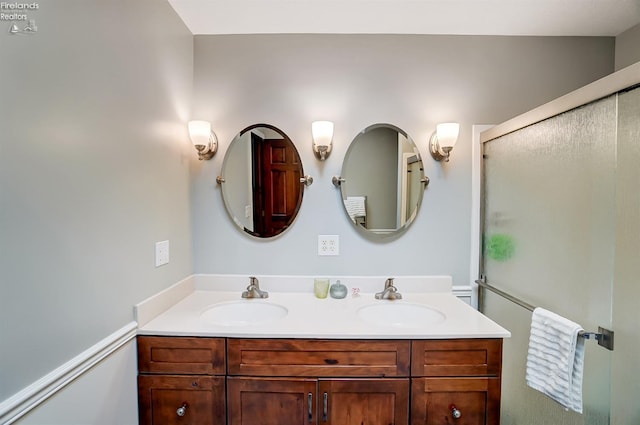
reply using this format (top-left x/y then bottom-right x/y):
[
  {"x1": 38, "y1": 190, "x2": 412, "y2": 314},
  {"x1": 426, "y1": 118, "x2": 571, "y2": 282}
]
[
  {"x1": 0, "y1": 0, "x2": 194, "y2": 401},
  {"x1": 615, "y1": 23, "x2": 640, "y2": 70},
  {"x1": 191, "y1": 34, "x2": 613, "y2": 281}
]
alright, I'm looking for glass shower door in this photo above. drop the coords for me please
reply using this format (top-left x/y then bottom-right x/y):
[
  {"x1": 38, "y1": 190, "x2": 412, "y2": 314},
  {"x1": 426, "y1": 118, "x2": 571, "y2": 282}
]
[
  {"x1": 480, "y1": 95, "x2": 616, "y2": 424},
  {"x1": 610, "y1": 86, "x2": 640, "y2": 424}
]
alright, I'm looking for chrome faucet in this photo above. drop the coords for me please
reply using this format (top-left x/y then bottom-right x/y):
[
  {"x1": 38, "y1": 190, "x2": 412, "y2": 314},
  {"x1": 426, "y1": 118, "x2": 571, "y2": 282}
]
[
  {"x1": 375, "y1": 278, "x2": 402, "y2": 300},
  {"x1": 242, "y1": 276, "x2": 268, "y2": 299}
]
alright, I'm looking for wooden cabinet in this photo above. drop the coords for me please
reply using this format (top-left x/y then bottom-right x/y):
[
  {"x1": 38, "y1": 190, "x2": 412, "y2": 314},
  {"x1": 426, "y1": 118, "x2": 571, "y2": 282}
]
[
  {"x1": 137, "y1": 337, "x2": 502, "y2": 425},
  {"x1": 410, "y1": 339, "x2": 503, "y2": 425},
  {"x1": 226, "y1": 339, "x2": 411, "y2": 425},
  {"x1": 411, "y1": 377, "x2": 500, "y2": 425},
  {"x1": 319, "y1": 378, "x2": 409, "y2": 425},
  {"x1": 138, "y1": 375, "x2": 225, "y2": 425},
  {"x1": 137, "y1": 336, "x2": 226, "y2": 425},
  {"x1": 226, "y1": 377, "x2": 409, "y2": 425},
  {"x1": 227, "y1": 377, "x2": 317, "y2": 425},
  {"x1": 138, "y1": 336, "x2": 225, "y2": 374},
  {"x1": 227, "y1": 338, "x2": 411, "y2": 377}
]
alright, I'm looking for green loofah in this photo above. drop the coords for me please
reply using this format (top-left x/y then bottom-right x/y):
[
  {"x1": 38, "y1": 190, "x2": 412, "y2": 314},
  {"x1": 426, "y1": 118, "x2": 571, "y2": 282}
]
[{"x1": 486, "y1": 234, "x2": 515, "y2": 261}]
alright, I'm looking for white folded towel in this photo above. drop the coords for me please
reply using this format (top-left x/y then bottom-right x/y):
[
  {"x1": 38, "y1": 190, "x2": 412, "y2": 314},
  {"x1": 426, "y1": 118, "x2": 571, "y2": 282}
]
[
  {"x1": 525, "y1": 307, "x2": 585, "y2": 413},
  {"x1": 344, "y1": 196, "x2": 366, "y2": 222}
]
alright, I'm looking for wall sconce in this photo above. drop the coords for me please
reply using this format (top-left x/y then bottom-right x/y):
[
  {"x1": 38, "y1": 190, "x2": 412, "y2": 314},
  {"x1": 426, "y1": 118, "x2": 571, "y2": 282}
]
[
  {"x1": 312, "y1": 121, "x2": 334, "y2": 161},
  {"x1": 429, "y1": 122, "x2": 460, "y2": 162},
  {"x1": 188, "y1": 120, "x2": 217, "y2": 161}
]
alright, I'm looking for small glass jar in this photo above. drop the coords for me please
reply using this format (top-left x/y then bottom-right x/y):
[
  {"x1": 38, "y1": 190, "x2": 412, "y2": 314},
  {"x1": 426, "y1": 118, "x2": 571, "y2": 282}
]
[
  {"x1": 329, "y1": 280, "x2": 348, "y2": 299},
  {"x1": 314, "y1": 278, "x2": 330, "y2": 299}
]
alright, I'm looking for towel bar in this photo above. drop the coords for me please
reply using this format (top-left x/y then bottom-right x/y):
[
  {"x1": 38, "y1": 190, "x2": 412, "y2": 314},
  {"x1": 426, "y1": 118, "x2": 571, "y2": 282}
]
[{"x1": 476, "y1": 277, "x2": 614, "y2": 351}]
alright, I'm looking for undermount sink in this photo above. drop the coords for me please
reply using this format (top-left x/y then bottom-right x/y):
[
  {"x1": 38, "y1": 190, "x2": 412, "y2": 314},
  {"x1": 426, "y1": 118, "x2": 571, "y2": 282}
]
[
  {"x1": 357, "y1": 302, "x2": 446, "y2": 328},
  {"x1": 200, "y1": 300, "x2": 288, "y2": 326}
]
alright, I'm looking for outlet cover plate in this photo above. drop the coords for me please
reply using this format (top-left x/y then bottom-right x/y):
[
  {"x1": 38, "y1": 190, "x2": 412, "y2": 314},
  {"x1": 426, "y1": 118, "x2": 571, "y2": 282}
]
[
  {"x1": 318, "y1": 235, "x2": 339, "y2": 256},
  {"x1": 155, "y1": 240, "x2": 169, "y2": 267}
]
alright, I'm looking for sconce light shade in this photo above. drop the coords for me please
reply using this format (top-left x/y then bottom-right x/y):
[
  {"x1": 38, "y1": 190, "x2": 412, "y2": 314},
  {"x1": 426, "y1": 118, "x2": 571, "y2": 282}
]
[
  {"x1": 312, "y1": 120, "x2": 334, "y2": 161},
  {"x1": 429, "y1": 122, "x2": 460, "y2": 162},
  {"x1": 188, "y1": 120, "x2": 217, "y2": 160}
]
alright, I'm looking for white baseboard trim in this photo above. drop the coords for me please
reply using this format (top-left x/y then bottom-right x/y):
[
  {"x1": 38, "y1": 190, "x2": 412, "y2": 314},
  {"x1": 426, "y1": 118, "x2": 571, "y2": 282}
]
[
  {"x1": 452, "y1": 285, "x2": 473, "y2": 305},
  {"x1": 0, "y1": 321, "x2": 138, "y2": 425}
]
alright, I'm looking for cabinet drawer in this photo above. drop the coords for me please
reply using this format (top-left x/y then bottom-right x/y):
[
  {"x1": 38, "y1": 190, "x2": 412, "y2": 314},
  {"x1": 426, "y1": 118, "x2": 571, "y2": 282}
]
[
  {"x1": 138, "y1": 336, "x2": 225, "y2": 375},
  {"x1": 411, "y1": 339, "x2": 502, "y2": 377},
  {"x1": 138, "y1": 375, "x2": 225, "y2": 425},
  {"x1": 411, "y1": 377, "x2": 501, "y2": 425},
  {"x1": 228, "y1": 339, "x2": 411, "y2": 377}
]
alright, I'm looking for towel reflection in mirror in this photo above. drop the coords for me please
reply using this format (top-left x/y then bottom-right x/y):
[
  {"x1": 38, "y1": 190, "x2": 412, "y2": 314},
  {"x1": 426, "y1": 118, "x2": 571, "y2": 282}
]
[{"x1": 338, "y1": 124, "x2": 426, "y2": 239}]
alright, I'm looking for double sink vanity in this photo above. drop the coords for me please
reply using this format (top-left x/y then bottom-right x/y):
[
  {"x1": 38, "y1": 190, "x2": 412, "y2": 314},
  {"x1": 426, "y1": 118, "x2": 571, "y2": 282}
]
[
  {"x1": 141, "y1": 122, "x2": 511, "y2": 424},
  {"x1": 135, "y1": 275, "x2": 510, "y2": 425}
]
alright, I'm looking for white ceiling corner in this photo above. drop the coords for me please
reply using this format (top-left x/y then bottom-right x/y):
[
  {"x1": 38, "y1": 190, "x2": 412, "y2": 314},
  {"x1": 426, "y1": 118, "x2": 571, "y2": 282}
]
[{"x1": 167, "y1": 0, "x2": 640, "y2": 36}]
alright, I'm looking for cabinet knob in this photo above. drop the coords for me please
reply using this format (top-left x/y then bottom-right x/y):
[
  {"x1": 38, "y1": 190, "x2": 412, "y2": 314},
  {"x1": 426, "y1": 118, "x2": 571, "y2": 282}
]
[
  {"x1": 176, "y1": 402, "x2": 189, "y2": 417},
  {"x1": 450, "y1": 404, "x2": 462, "y2": 419}
]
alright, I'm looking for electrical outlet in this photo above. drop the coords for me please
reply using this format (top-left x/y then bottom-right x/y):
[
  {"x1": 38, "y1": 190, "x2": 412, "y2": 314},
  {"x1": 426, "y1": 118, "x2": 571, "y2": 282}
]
[
  {"x1": 155, "y1": 240, "x2": 169, "y2": 267},
  {"x1": 318, "y1": 235, "x2": 339, "y2": 256}
]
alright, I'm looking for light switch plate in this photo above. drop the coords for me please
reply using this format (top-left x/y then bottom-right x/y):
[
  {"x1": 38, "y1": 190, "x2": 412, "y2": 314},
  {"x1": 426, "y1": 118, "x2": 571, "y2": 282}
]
[
  {"x1": 155, "y1": 240, "x2": 169, "y2": 267},
  {"x1": 318, "y1": 235, "x2": 339, "y2": 256}
]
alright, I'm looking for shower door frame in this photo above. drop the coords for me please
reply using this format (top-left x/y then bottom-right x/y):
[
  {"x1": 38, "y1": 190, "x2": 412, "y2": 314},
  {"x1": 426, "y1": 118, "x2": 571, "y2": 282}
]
[{"x1": 475, "y1": 62, "x2": 640, "y2": 424}]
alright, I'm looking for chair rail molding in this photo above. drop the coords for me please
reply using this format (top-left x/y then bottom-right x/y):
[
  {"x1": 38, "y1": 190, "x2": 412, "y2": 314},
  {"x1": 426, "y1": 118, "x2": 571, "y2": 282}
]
[{"x1": 0, "y1": 322, "x2": 138, "y2": 425}]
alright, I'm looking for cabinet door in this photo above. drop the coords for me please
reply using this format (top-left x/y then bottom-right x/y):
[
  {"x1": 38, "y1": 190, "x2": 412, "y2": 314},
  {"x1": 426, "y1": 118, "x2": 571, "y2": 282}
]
[
  {"x1": 411, "y1": 378, "x2": 501, "y2": 425},
  {"x1": 138, "y1": 375, "x2": 225, "y2": 425},
  {"x1": 228, "y1": 377, "x2": 318, "y2": 425},
  {"x1": 319, "y1": 378, "x2": 409, "y2": 425}
]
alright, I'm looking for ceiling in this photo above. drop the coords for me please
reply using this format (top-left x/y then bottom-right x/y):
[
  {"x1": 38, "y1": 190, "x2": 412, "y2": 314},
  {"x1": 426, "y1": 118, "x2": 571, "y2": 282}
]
[{"x1": 168, "y1": 0, "x2": 640, "y2": 36}]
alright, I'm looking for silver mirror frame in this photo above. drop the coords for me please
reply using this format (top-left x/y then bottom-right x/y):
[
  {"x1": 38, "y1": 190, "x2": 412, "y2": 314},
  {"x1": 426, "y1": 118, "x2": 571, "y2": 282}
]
[
  {"x1": 217, "y1": 123, "x2": 310, "y2": 239},
  {"x1": 335, "y1": 123, "x2": 428, "y2": 240}
]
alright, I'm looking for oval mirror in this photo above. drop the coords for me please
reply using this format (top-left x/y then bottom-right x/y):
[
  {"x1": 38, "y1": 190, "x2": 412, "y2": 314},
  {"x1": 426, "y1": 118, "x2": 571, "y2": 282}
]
[
  {"x1": 338, "y1": 123, "x2": 426, "y2": 238},
  {"x1": 219, "y1": 124, "x2": 306, "y2": 238}
]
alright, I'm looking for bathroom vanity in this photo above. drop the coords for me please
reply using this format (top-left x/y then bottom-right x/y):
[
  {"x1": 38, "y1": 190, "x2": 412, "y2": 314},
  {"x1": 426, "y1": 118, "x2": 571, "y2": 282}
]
[{"x1": 135, "y1": 276, "x2": 509, "y2": 425}]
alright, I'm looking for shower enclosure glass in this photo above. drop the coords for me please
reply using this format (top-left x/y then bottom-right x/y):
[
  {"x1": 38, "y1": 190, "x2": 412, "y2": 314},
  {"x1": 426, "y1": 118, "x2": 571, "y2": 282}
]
[{"x1": 480, "y1": 84, "x2": 640, "y2": 424}]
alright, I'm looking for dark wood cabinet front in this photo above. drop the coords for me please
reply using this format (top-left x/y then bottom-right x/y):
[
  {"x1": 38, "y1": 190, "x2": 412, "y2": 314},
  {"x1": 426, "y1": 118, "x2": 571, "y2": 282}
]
[
  {"x1": 137, "y1": 336, "x2": 226, "y2": 425},
  {"x1": 137, "y1": 336, "x2": 502, "y2": 425},
  {"x1": 227, "y1": 338, "x2": 411, "y2": 377},
  {"x1": 138, "y1": 375, "x2": 225, "y2": 425},
  {"x1": 320, "y1": 378, "x2": 409, "y2": 425},
  {"x1": 411, "y1": 339, "x2": 502, "y2": 377},
  {"x1": 410, "y1": 339, "x2": 502, "y2": 425},
  {"x1": 227, "y1": 377, "x2": 409, "y2": 425},
  {"x1": 227, "y1": 377, "x2": 317, "y2": 425},
  {"x1": 138, "y1": 336, "x2": 225, "y2": 375},
  {"x1": 411, "y1": 377, "x2": 501, "y2": 425}
]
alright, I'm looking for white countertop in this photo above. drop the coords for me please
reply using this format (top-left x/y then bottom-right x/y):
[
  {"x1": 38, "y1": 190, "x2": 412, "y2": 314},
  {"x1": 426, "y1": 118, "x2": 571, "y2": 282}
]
[{"x1": 137, "y1": 275, "x2": 510, "y2": 339}]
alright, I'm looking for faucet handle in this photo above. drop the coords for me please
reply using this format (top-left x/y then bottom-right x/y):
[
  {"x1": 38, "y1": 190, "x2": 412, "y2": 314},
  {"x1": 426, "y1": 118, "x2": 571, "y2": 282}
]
[
  {"x1": 385, "y1": 277, "x2": 395, "y2": 287},
  {"x1": 243, "y1": 276, "x2": 268, "y2": 298}
]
